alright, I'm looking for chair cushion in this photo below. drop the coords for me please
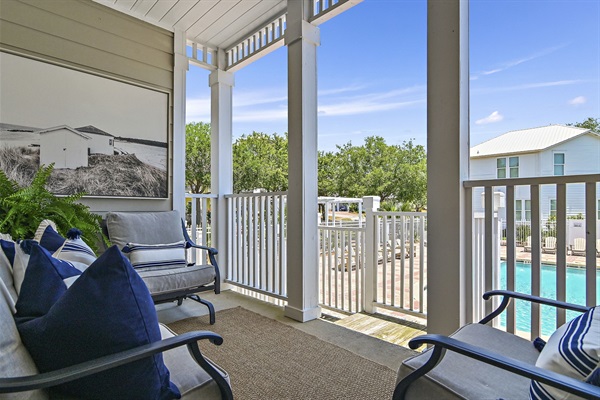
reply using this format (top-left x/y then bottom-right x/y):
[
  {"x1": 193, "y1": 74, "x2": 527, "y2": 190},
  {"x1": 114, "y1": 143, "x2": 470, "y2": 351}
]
[
  {"x1": 15, "y1": 246, "x2": 180, "y2": 400},
  {"x1": 123, "y1": 241, "x2": 187, "y2": 269},
  {"x1": 160, "y1": 324, "x2": 230, "y2": 399},
  {"x1": 138, "y1": 264, "x2": 216, "y2": 296},
  {"x1": 106, "y1": 211, "x2": 185, "y2": 252},
  {"x1": 33, "y1": 220, "x2": 65, "y2": 252},
  {"x1": 0, "y1": 278, "x2": 48, "y2": 400},
  {"x1": 530, "y1": 306, "x2": 600, "y2": 399},
  {"x1": 397, "y1": 323, "x2": 540, "y2": 399}
]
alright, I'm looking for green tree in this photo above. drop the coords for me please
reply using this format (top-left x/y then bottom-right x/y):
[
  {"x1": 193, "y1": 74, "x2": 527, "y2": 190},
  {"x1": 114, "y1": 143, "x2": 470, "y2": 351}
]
[
  {"x1": 185, "y1": 122, "x2": 211, "y2": 194},
  {"x1": 317, "y1": 150, "x2": 338, "y2": 196},
  {"x1": 233, "y1": 131, "x2": 288, "y2": 193},
  {"x1": 568, "y1": 117, "x2": 599, "y2": 133}
]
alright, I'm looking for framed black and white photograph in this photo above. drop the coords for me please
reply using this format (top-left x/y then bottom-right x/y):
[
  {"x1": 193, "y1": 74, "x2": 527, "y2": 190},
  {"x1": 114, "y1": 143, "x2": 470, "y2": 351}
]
[{"x1": 0, "y1": 52, "x2": 169, "y2": 198}]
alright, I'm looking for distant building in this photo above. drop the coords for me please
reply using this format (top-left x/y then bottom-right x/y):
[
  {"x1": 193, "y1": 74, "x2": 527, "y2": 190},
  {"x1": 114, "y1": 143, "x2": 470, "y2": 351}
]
[
  {"x1": 38, "y1": 126, "x2": 91, "y2": 169},
  {"x1": 470, "y1": 125, "x2": 600, "y2": 221},
  {"x1": 75, "y1": 125, "x2": 115, "y2": 155}
]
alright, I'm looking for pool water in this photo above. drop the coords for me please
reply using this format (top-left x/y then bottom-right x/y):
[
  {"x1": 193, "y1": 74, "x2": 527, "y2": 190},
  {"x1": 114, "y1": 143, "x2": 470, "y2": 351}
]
[{"x1": 498, "y1": 261, "x2": 600, "y2": 337}]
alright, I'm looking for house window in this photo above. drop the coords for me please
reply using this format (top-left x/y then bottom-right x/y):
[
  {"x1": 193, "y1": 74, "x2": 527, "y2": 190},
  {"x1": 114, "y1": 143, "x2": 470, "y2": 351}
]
[
  {"x1": 554, "y1": 153, "x2": 564, "y2": 176},
  {"x1": 509, "y1": 156, "x2": 519, "y2": 178},
  {"x1": 515, "y1": 200, "x2": 522, "y2": 221},
  {"x1": 498, "y1": 157, "x2": 519, "y2": 178},
  {"x1": 109, "y1": 139, "x2": 114, "y2": 146},
  {"x1": 525, "y1": 200, "x2": 532, "y2": 221},
  {"x1": 550, "y1": 199, "x2": 557, "y2": 218},
  {"x1": 497, "y1": 158, "x2": 506, "y2": 178}
]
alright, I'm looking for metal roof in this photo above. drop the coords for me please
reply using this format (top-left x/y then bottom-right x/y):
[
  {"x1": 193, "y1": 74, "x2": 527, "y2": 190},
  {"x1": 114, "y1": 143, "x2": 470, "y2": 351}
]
[
  {"x1": 37, "y1": 125, "x2": 92, "y2": 140},
  {"x1": 76, "y1": 125, "x2": 115, "y2": 138},
  {"x1": 470, "y1": 125, "x2": 593, "y2": 158}
]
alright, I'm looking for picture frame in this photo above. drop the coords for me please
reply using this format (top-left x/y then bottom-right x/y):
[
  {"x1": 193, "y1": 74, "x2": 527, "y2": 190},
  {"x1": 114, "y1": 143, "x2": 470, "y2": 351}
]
[{"x1": 0, "y1": 52, "x2": 169, "y2": 198}]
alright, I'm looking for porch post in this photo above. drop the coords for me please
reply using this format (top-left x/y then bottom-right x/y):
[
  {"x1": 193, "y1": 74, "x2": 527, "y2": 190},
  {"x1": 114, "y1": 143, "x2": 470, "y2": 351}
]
[
  {"x1": 284, "y1": 0, "x2": 321, "y2": 322},
  {"x1": 427, "y1": 0, "x2": 470, "y2": 335},
  {"x1": 363, "y1": 196, "x2": 380, "y2": 314},
  {"x1": 172, "y1": 30, "x2": 188, "y2": 215},
  {"x1": 209, "y1": 50, "x2": 234, "y2": 286}
]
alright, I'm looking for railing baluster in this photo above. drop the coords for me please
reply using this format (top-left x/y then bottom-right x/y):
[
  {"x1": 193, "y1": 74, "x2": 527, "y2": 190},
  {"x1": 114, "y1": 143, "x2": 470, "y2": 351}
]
[
  {"x1": 506, "y1": 185, "x2": 516, "y2": 333},
  {"x1": 531, "y1": 184, "x2": 541, "y2": 339},
  {"x1": 556, "y1": 183, "x2": 567, "y2": 327}
]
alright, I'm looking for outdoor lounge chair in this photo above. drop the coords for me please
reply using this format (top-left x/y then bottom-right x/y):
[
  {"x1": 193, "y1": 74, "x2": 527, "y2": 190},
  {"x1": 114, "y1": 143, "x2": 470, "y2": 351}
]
[
  {"x1": 104, "y1": 210, "x2": 221, "y2": 324},
  {"x1": 571, "y1": 237, "x2": 586, "y2": 257},
  {"x1": 542, "y1": 236, "x2": 557, "y2": 254},
  {"x1": 394, "y1": 290, "x2": 600, "y2": 399},
  {"x1": 523, "y1": 236, "x2": 532, "y2": 252}
]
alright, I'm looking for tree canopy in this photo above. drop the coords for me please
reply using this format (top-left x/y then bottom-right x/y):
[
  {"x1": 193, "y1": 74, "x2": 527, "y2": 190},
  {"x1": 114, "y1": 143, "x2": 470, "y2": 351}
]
[
  {"x1": 568, "y1": 117, "x2": 599, "y2": 133},
  {"x1": 185, "y1": 122, "x2": 211, "y2": 194},
  {"x1": 185, "y1": 123, "x2": 427, "y2": 210}
]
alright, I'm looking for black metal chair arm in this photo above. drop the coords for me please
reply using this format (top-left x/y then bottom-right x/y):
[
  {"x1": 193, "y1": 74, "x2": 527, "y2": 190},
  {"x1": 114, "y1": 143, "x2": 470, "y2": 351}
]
[
  {"x1": 0, "y1": 331, "x2": 233, "y2": 400},
  {"x1": 393, "y1": 334, "x2": 600, "y2": 400},
  {"x1": 187, "y1": 242, "x2": 219, "y2": 256},
  {"x1": 479, "y1": 290, "x2": 590, "y2": 325}
]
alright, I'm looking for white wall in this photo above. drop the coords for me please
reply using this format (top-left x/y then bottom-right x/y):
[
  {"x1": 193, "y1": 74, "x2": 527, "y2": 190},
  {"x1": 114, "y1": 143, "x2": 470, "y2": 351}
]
[{"x1": 39, "y1": 130, "x2": 88, "y2": 169}]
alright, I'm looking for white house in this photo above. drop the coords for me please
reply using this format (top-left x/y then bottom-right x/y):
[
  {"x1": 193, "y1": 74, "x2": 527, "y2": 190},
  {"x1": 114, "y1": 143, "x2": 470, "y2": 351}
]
[
  {"x1": 75, "y1": 125, "x2": 115, "y2": 155},
  {"x1": 470, "y1": 125, "x2": 600, "y2": 223},
  {"x1": 38, "y1": 125, "x2": 91, "y2": 169}
]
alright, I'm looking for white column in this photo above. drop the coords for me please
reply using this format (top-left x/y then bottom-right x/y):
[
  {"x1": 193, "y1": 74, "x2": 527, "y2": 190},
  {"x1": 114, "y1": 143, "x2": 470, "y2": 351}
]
[
  {"x1": 363, "y1": 196, "x2": 380, "y2": 314},
  {"x1": 209, "y1": 50, "x2": 234, "y2": 286},
  {"x1": 427, "y1": 0, "x2": 470, "y2": 335},
  {"x1": 284, "y1": 0, "x2": 321, "y2": 322},
  {"x1": 172, "y1": 30, "x2": 188, "y2": 215}
]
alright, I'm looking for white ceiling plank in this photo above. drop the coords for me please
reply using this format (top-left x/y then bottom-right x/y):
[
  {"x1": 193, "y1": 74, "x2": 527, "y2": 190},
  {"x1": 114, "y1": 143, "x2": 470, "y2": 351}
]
[
  {"x1": 173, "y1": 0, "x2": 223, "y2": 32},
  {"x1": 145, "y1": 0, "x2": 177, "y2": 21},
  {"x1": 185, "y1": 0, "x2": 259, "y2": 41},
  {"x1": 131, "y1": 0, "x2": 159, "y2": 16},
  {"x1": 158, "y1": 0, "x2": 200, "y2": 25},
  {"x1": 114, "y1": 0, "x2": 137, "y2": 11}
]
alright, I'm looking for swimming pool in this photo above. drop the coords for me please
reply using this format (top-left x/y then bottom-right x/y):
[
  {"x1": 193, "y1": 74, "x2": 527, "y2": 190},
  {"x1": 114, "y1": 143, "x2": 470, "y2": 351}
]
[{"x1": 498, "y1": 261, "x2": 600, "y2": 337}]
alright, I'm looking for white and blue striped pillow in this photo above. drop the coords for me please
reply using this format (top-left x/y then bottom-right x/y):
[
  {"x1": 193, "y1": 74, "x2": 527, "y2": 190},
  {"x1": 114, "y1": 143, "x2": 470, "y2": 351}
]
[
  {"x1": 54, "y1": 237, "x2": 96, "y2": 269},
  {"x1": 530, "y1": 306, "x2": 600, "y2": 399},
  {"x1": 122, "y1": 241, "x2": 187, "y2": 269}
]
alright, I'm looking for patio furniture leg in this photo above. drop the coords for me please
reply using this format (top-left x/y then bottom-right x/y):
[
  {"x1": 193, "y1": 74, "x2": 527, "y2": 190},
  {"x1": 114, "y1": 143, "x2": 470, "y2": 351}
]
[{"x1": 189, "y1": 295, "x2": 216, "y2": 325}]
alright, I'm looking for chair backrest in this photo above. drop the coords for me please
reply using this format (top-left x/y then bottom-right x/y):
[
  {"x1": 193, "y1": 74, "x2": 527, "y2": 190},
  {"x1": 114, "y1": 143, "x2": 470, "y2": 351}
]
[
  {"x1": 573, "y1": 237, "x2": 586, "y2": 250},
  {"x1": 105, "y1": 211, "x2": 184, "y2": 251},
  {"x1": 544, "y1": 236, "x2": 556, "y2": 248},
  {"x1": 526, "y1": 236, "x2": 531, "y2": 246}
]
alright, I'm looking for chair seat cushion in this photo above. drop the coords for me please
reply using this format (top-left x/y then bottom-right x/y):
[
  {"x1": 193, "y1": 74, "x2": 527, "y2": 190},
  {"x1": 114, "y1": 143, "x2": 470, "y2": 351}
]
[
  {"x1": 159, "y1": 324, "x2": 230, "y2": 399},
  {"x1": 137, "y1": 264, "x2": 216, "y2": 296},
  {"x1": 397, "y1": 323, "x2": 540, "y2": 399}
]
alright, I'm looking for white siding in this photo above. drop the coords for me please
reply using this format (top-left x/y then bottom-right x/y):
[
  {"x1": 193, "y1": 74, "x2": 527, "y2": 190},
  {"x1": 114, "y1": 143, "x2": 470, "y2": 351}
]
[{"x1": 39, "y1": 129, "x2": 88, "y2": 169}]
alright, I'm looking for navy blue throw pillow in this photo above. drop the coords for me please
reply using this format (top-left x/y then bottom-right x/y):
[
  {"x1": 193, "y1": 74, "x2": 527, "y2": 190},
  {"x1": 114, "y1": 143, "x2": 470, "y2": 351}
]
[
  {"x1": 15, "y1": 243, "x2": 82, "y2": 319},
  {"x1": 37, "y1": 225, "x2": 66, "y2": 252},
  {"x1": 16, "y1": 246, "x2": 180, "y2": 400},
  {"x1": 0, "y1": 239, "x2": 15, "y2": 266}
]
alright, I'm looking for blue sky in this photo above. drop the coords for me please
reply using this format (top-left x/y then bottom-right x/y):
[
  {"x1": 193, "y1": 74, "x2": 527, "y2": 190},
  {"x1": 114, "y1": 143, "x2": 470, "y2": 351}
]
[{"x1": 186, "y1": 0, "x2": 600, "y2": 152}]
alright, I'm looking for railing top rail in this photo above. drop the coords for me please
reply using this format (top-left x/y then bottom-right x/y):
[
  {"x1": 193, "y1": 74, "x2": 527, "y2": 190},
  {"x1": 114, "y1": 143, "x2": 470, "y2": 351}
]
[
  {"x1": 225, "y1": 191, "x2": 288, "y2": 199},
  {"x1": 185, "y1": 193, "x2": 218, "y2": 199},
  {"x1": 373, "y1": 211, "x2": 428, "y2": 217},
  {"x1": 464, "y1": 173, "x2": 600, "y2": 188},
  {"x1": 318, "y1": 225, "x2": 366, "y2": 232}
]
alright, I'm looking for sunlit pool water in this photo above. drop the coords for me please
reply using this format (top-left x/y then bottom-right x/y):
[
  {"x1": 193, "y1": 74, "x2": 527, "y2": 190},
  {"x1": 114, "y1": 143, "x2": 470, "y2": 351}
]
[{"x1": 498, "y1": 261, "x2": 600, "y2": 337}]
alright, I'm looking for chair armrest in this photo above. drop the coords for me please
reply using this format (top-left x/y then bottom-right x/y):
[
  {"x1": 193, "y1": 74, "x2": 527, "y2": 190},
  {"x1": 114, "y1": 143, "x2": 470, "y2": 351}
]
[
  {"x1": 188, "y1": 242, "x2": 219, "y2": 256},
  {"x1": 479, "y1": 290, "x2": 590, "y2": 325},
  {"x1": 0, "y1": 331, "x2": 233, "y2": 400},
  {"x1": 393, "y1": 334, "x2": 600, "y2": 400}
]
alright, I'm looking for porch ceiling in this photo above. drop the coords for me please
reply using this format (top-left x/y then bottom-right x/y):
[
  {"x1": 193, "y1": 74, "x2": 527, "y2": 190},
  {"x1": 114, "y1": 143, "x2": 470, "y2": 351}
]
[{"x1": 93, "y1": 0, "x2": 287, "y2": 50}]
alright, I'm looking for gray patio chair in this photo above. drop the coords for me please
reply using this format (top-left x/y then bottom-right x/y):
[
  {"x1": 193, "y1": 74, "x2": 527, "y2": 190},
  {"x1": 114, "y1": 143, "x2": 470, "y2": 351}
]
[
  {"x1": 394, "y1": 290, "x2": 600, "y2": 400},
  {"x1": 104, "y1": 210, "x2": 221, "y2": 324}
]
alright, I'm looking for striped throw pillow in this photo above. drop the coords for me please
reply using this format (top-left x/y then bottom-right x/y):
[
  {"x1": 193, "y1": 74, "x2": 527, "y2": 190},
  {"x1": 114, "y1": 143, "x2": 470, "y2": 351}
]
[
  {"x1": 123, "y1": 241, "x2": 187, "y2": 269},
  {"x1": 530, "y1": 306, "x2": 600, "y2": 399}
]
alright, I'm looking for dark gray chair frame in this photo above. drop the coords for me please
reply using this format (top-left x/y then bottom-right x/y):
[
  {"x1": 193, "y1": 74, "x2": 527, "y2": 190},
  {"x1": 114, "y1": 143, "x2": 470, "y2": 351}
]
[
  {"x1": 0, "y1": 330, "x2": 233, "y2": 399},
  {"x1": 394, "y1": 290, "x2": 600, "y2": 400}
]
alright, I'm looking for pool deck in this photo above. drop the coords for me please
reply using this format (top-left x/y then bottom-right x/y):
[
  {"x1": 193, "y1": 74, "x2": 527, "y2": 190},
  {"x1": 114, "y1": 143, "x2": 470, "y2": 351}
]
[{"x1": 500, "y1": 245, "x2": 600, "y2": 268}]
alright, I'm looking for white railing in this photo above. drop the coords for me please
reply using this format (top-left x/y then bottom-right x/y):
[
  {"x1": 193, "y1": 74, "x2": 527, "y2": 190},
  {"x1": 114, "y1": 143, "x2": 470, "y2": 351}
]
[
  {"x1": 465, "y1": 174, "x2": 599, "y2": 339},
  {"x1": 225, "y1": 192, "x2": 288, "y2": 299},
  {"x1": 370, "y1": 212, "x2": 428, "y2": 318},
  {"x1": 184, "y1": 193, "x2": 217, "y2": 264},
  {"x1": 319, "y1": 224, "x2": 366, "y2": 313}
]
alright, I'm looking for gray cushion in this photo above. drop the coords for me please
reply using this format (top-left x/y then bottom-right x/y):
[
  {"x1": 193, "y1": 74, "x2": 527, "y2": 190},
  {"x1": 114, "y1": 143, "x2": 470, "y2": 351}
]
[
  {"x1": 160, "y1": 324, "x2": 230, "y2": 399},
  {"x1": 0, "y1": 279, "x2": 48, "y2": 400},
  {"x1": 138, "y1": 264, "x2": 216, "y2": 296},
  {"x1": 106, "y1": 211, "x2": 184, "y2": 252},
  {"x1": 397, "y1": 323, "x2": 540, "y2": 400}
]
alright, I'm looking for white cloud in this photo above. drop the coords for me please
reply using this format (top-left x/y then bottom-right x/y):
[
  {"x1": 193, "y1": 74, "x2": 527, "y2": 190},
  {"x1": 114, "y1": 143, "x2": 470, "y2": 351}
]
[
  {"x1": 568, "y1": 96, "x2": 587, "y2": 106},
  {"x1": 473, "y1": 80, "x2": 583, "y2": 94},
  {"x1": 476, "y1": 111, "x2": 504, "y2": 125}
]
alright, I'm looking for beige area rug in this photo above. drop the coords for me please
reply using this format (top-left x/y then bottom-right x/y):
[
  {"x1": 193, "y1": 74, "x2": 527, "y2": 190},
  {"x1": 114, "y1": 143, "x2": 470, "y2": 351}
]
[{"x1": 168, "y1": 307, "x2": 408, "y2": 400}]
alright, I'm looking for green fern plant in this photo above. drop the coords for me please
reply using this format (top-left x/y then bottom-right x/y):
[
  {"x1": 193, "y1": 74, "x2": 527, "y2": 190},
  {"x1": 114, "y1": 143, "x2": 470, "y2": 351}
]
[{"x1": 0, "y1": 164, "x2": 104, "y2": 252}]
